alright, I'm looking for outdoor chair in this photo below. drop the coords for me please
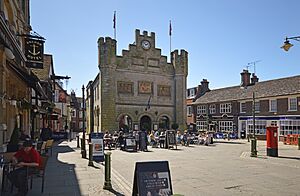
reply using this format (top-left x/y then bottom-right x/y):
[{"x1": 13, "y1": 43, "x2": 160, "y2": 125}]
[
  {"x1": 45, "y1": 139, "x2": 54, "y2": 156},
  {"x1": 28, "y1": 155, "x2": 49, "y2": 193},
  {"x1": 39, "y1": 141, "x2": 47, "y2": 155},
  {"x1": 1, "y1": 152, "x2": 15, "y2": 192},
  {"x1": 36, "y1": 141, "x2": 46, "y2": 155}
]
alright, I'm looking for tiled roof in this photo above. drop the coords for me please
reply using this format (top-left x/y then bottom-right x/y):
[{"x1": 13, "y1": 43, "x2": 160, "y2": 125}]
[
  {"x1": 31, "y1": 54, "x2": 52, "y2": 81},
  {"x1": 193, "y1": 75, "x2": 300, "y2": 104}
]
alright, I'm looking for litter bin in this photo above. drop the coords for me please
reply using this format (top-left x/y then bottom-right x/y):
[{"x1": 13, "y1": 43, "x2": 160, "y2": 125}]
[{"x1": 266, "y1": 126, "x2": 278, "y2": 157}]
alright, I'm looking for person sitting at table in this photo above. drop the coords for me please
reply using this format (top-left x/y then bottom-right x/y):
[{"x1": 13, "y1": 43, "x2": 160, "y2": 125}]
[
  {"x1": 19, "y1": 130, "x2": 30, "y2": 141},
  {"x1": 104, "y1": 131, "x2": 112, "y2": 148},
  {"x1": 117, "y1": 131, "x2": 124, "y2": 150},
  {"x1": 8, "y1": 139, "x2": 41, "y2": 196},
  {"x1": 159, "y1": 132, "x2": 165, "y2": 148}
]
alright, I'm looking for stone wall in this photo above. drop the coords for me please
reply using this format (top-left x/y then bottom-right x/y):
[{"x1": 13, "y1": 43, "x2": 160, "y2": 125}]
[{"x1": 98, "y1": 29, "x2": 188, "y2": 131}]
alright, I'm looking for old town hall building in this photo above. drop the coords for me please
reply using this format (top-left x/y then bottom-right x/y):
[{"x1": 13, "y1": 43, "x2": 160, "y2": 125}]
[{"x1": 86, "y1": 29, "x2": 188, "y2": 133}]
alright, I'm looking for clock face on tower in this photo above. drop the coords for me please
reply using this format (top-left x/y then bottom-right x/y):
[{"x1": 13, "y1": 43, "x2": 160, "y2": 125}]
[{"x1": 141, "y1": 40, "x2": 151, "y2": 50}]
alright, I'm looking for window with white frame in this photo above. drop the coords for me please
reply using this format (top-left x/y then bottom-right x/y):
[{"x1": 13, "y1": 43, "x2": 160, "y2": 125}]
[
  {"x1": 209, "y1": 104, "x2": 216, "y2": 114},
  {"x1": 220, "y1": 103, "x2": 231, "y2": 113},
  {"x1": 190, "y1": 89, "x2": 195, "y2": 97},
  {"x1": 279, "y1": 120, "x2": 300, "y2": 135},
  {"x1": 269, "y1": 99, "x2": 277, "y2": 112},
  {"x1": 196, "y1": 121, "x2": 207, "y2": 131},
  {"x1": 219, "y1": 121, "x2": 233, "y2": 132},
  {"x1": 197, "y1": 105, "x2": 206, "y2": 114},
  {"x1": 240, "y1": 102, "x2": 246, "y2": 113},
  {"x1": 187, "y1": 106, "x2": 192, "y2": 115},
  {"x1": 288, "y1": 98, "x2": 297, "y2": 111},
  {"x1": 247, "y1": 119, "x2": 266, "y2": 135},
  {"x1": 79, "y1": 111, "x2": 83, "y2": 118}
]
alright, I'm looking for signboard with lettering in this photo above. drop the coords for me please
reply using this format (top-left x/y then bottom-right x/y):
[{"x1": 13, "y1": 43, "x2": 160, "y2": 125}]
[
  {"x1": 91, "y1": 132, "x2": 104, "y2": 162},
  {"x1": 25, "y1": 37, "x2": 44, "y2": 69},
  {"x1": 125, "y1": 136, "x2": 136, "y2": 152},
  {"x1": 52, "y1": 132, "x2": 68, "y2": 141},
  {"x1": 132, "y1": 161, "x2": 173, "y2": 196},
  {"x1": 166, "y1": 130, "x2": 176, "y2": 148}
]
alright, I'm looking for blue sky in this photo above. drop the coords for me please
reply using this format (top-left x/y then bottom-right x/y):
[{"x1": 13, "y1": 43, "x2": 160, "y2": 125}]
[{"x1": 30, "y1": 0, "x2": 300, "y2": 96}]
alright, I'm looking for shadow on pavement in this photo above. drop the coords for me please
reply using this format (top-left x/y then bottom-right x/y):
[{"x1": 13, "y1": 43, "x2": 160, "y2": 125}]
[
  {"x1": 278, "y1": 156, "x2": 300, "y2": 161},
  {"x1": 108, "y1": 188, "x2": 126, "y2": 196},
  {"x1": 214, "y1": 141, "x2": 245, "y2": 145}
]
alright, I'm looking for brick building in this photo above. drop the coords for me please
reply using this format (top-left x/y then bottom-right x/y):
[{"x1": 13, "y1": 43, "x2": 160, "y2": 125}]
[{"x1": 192, "y1": 70, "x2": 300, "y2": 140}]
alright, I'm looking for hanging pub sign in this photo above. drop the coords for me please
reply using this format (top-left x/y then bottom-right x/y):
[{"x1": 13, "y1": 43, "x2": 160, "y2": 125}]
[{"x1": 25, "y1": 37, "x2": 44, "y2": 69}]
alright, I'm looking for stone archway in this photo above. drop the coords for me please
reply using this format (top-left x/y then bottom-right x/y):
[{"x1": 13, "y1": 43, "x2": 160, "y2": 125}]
[
  {"x1": 159, "y1": 115, "x2": 170, "y2": 130},
  {"x1": 140, "y1": 115, "x2": 152, "y2": 131}
]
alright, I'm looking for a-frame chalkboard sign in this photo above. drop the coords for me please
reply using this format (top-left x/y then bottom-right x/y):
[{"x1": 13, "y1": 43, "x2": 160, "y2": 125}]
[{"x1": 132, "y1": 161, "x2": 173, "y2": 196}]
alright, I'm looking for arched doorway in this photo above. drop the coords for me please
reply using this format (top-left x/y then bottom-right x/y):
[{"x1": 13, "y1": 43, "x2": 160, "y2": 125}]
[
  {"x1": 159, "y1": 116, "x2": 170, "y2": 130},
  {"x1": 119, "y1": 114, "x2": 132, "y2": 132},
  {"x1": 140, "y1": 115, "x2": 152, "y2": 131}
]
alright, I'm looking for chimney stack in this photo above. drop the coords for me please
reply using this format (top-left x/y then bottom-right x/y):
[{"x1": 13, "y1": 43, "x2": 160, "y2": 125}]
[
  {"x1": 240, "y1": 69, "x2": 251, "y2": 87},
  {"x1": 251, "y1": 73, "x2": 259, "y2": 84},
  {"x1": 201, "y1": 79, "x2": 209, "y2": 93}
]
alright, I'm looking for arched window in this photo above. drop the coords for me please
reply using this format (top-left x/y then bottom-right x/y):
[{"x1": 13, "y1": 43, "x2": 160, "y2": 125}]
[
  {"x1": 159, "y1": 116, "x2": 170, "y2": 130},
  {"x1": 140, "y1": 116, "x2": 152, "y2": 132}
]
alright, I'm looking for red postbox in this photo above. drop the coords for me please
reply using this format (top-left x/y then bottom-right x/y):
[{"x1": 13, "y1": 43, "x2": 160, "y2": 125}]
[{"x1": 266, "y1": 126, "x2": 278, "y2": 157}]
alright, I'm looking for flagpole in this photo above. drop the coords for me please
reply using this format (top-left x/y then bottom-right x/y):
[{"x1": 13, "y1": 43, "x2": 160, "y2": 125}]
[
  {"x1": 169, "y1": 20, "x2": 172, "y2": 56},
  {"x1": 113, "y1": 11, "x2": 116, "y2": 40}
]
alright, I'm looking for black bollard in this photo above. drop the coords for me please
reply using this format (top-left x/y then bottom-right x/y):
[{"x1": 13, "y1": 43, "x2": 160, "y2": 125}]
[
  {"x1": 77, "y1": 135, "x2": 80, "y2": 148},
  {"x1": 81, "y1": 138, "x2": 86, "y2": 158},
  {"x1": 250, "y1": 138, "x2": 257, "y2": 157},
  {"x1": 88, "y1": 143, "x2": 94, "y2": 166},
  {"x1": 103, "y1": 152, "x2": 112, "y2": 190}
]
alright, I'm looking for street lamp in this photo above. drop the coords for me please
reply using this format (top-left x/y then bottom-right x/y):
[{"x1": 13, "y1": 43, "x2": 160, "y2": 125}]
[
  {"x1": 281, "y1": 36, "x2": 300, "y2": 51},
  {"x1": 251, "y1": 91, "x2": 257, "y2": 157},
  {"x1": 81, "y1": 85, "x2": 86, "y2": 158}
]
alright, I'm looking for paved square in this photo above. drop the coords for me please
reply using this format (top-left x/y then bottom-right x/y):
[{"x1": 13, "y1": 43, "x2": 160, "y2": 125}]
[{"x1": 110, "y1": 140, "x2": 300, "y2": 196}]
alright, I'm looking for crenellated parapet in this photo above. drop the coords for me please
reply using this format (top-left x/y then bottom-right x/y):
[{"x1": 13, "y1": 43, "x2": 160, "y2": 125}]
[
  {"x1": 135, "y1": 29, "x2": 156, "y2": 49},
  {"x1": 97, "y1": 37, "x2": 117, "y2": 69},
  {"x1": 171, "y1": 49, "x2": 188, "y2": 76}
]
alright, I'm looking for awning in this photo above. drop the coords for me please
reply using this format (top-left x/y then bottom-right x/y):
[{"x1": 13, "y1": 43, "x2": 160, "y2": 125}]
[{"x1": 7, "y1": 61, "x2": 48, "y2": 99}]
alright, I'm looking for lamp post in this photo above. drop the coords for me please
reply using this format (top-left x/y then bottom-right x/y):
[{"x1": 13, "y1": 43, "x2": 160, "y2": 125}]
[
  {"x1": 81, "y1": 85, "x2": 86, "y2": 158},
  {"x1": 281, "y1": 36, "x2": 300, "y2": 51},
  {"x1": 251, "y1": 91, "x2": 257, "y2": 157}
]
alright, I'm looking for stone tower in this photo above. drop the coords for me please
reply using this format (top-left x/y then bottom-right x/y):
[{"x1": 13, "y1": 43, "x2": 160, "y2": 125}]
[
  {"x1": 97, "y1": 29, "x2": 188, "y2": 131},
  {"x1": 171, "y1": 50, "x2": 188, "y2": 130},
  {"x1": 97, "y1": 37, "x2": 117, "y2": 130}
]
